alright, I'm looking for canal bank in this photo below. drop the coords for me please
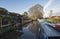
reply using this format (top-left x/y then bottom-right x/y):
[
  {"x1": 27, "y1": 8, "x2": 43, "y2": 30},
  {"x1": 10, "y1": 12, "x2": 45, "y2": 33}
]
[{"x1": 0, "y1": 21, "x2": 41, "y2": 39}]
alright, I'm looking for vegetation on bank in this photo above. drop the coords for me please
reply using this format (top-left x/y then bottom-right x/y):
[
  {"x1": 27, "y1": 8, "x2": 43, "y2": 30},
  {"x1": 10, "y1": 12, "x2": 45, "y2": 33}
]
[
  {"x1": 45, "y1": 17, "x2": 60, "y2": 23},
  {"x1": 0, "y1": 7, "x2": 23, "y2": 34},
  {"x1": 0, "y1": 7, "x2": 36, "y2": 35}
]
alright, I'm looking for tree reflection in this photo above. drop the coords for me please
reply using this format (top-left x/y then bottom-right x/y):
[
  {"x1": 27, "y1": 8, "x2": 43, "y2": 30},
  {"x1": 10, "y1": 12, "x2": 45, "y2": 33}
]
[{"x1": 28, "y1": 21, "x2": 40, "y2": 33}]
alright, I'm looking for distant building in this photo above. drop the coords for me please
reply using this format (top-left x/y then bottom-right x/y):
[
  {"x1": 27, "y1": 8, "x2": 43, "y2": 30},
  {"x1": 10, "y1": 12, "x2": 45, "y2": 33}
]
[
  {"x1": 49, "y1": 10, "x2": 53, "y2": 17},
  {"x1": 50, "y1": 16, "x2": 60, "y2": 19},
  {"x1": 49, "y1": 10, "x2": 60, "y2": 17}
]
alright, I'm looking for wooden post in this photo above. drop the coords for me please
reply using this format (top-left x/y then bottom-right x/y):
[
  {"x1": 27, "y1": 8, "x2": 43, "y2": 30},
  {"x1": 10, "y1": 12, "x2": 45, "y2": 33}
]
[
  {"x1": 0, "y1": 17, "x2": 2, "y2": 27},
  {"x1": 22, "y1": 16, "x2": 23, "y2": 24}
]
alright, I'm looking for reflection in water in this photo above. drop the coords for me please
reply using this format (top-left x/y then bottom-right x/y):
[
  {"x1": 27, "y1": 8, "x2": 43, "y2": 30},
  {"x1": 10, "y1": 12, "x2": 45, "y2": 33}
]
[
  {"x1": 28, "y1": 21, "x2": 40, "y2": 33},
  {"x1": 28, "y1": 21, "x2": 40, "y2": 39},
  {"x1": 0, "y1": 21, "x2": 41, "y2": 39}
]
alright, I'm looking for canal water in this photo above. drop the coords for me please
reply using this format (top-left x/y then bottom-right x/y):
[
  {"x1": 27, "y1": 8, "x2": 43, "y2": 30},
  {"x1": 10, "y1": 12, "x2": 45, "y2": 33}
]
[{"x1": 0, "y1": 21, "x2": 40, "y2": 39}]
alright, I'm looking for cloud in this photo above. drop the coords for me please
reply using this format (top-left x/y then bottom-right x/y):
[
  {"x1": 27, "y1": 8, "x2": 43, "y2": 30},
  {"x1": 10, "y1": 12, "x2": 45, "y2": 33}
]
[
  {"x1": 51, "y1": 5, "x2": 60, "y2": 16},
  {"x1": 43, "y1": 0, "x2": 53, "y2": 17},
  {"x1": 52, "y1": 5, "x2": 60, "y2": 13},
  {"x1": 43, "y1": 0, "x2": 53, "y2": 12}
]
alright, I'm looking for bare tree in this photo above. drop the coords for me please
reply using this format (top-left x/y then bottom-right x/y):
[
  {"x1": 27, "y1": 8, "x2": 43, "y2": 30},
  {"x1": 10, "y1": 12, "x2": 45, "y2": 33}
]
[{"x1": 28, "y1": 4, "x2": 43, "y2": 19}]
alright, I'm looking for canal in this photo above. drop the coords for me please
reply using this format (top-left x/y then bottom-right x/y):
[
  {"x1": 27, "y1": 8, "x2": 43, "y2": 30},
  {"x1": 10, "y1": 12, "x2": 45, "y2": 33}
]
[{"x1": 0, "y1": 21, "x2": 40, "y2": 39}]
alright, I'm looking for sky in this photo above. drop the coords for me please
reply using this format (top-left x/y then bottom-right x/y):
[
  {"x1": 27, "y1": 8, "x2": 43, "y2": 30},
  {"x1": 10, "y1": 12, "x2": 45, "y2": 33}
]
[
  {"x1": 0, "y1": 0, "x2": 48, "y2": 14},
  {"x1": 0, "y1": 0, "x2": 60, "y2": 17},
  {"x1": 44, "y1": 0, "x2": 60, "y2": 17}
]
